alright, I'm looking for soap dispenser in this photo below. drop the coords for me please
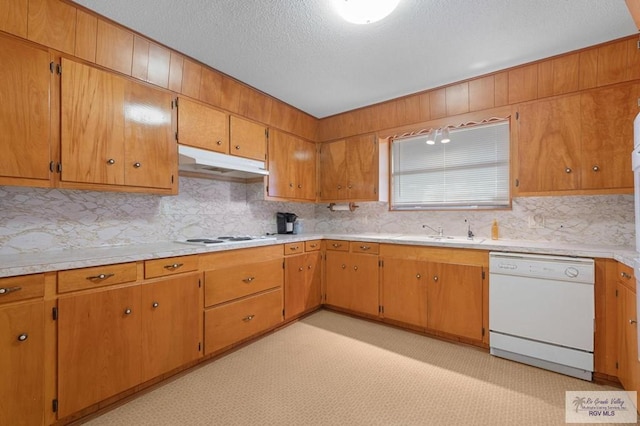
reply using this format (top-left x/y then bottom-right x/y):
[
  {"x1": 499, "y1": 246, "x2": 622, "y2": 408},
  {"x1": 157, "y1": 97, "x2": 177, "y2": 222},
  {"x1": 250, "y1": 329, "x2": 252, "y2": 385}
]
[{"x1": 491, "y1": 219, "x2": 499, "y2": 240}]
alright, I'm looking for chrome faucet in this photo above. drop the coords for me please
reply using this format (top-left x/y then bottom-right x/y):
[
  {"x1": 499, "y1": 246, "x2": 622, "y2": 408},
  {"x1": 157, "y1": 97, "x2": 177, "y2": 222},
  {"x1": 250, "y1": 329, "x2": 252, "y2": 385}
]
[
  {"x1": 422, "y1": 224, "x2": 444, "y2": 237},
  {"x1": 465, "y1": 218, "x2": 474, "y2": 240}
]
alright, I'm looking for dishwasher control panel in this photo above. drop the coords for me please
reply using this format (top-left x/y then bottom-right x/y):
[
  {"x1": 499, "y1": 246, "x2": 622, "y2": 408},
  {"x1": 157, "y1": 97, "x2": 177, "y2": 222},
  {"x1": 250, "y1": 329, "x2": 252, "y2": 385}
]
[{"x1": 489, "y1": 252, "x2": 594, "y2": 284}]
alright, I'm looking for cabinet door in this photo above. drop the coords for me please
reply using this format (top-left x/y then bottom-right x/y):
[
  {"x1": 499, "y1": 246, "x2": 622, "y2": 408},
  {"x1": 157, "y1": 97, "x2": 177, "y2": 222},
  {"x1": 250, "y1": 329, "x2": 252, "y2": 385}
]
[
  {"x1": 58, "y1": 285, "x2": 141, "y2": 418},
  {"x1": 140, "y1": 273, "x2": 201, "y2": 382},
  {"x1": 294, "y1": 138, "x2": 317, "y2": 201},
  {"x1": 347, "y1": 135, "x2": 378, "y2": 200},
  {"x1": 517, "y1": 94, "x2": 581, "y2": 192},
  {"x1": 177, "y1": 97, "x2": 229, "y2": 153},
  {"x1": 325, "y1": 251, "x2": 351, "y2": 309},
  {"x1": 0, "y1": 36, "x2": 51, "y2": 184},
  {"x1": 0, "y1": 301, "x2": 44, "y2": 426},
  {"x1": 284, "y1": 252, "x2": 321, "y2": 320},
  {"x1": 581, "y1": 83, "x2": 638, "y2": 190},
  {"x1": 124, "y1": 80, "x2": 175, "y2": 190},
  {"x1": 61, "y1": 58, "x2": 126, "y2": 185},
  {"x1": 230, "y1": 116, "x2": 266, "y2": 161},
  {"x1": 618, "y1": 284, "x2": 639, "y2": 393},
  {"x1": 349, "y1": 253, "x2": 379, "y2": 316},
  {"x1": 319, "y1": 140, "x2": 347, "y2": 201},
  {"x1": 427, "y1": 263, "x2": 483, "y2": 341},
  {"x1": 381, "y1": 258, "x2": 428, "y2": 328},
  {"x1": 267, "y1": 129, "x2": 297, "y2": 198}
]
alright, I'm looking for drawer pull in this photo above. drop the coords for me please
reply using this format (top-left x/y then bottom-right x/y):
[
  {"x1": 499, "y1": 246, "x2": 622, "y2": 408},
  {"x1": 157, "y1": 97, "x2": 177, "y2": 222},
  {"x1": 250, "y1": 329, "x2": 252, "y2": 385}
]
[
  {"x1": 242, "y1": 277, "x2": 255, "y2": 283},
  {"x1": 353, "y1": 266, "x2": 358, "y2": 271},
  {"x1": 0, "y1": 286, "x2": 22, "y2": 295},
  {"x1": 341, "y1": 264, "x2": 346, "y2": 269},
  {"x1": 359, "y1": 245, "x2": 371, "y2": 251},
  {"x1": 332, "y1": 243, "x2": 342, "y2": 248},
  {"x1": 433, "y1": 275, "x2": 439, "y2": 282},
  {"x1": 17, "y1": 333, "x2": 28, "y2": 342},
  {"x1": 299, "y1": 267, "x2": 304, "y2": 272},
  {"x1": 290, "y1": 246, "x2": 300, "y2": 251},
  {"x1": 124, "y1": 308, "x2": 132, "y2": 315},
  {"x1": 86, "y1": 273, "x2": 114, "y2": 281},
  {"x1": 416, "y1": 274, "x2": 421, "y2": 279},
  {"x1": 242, "y1": 314, "x2": 255, "y2": 322},
  {"x1": 164, "y1": 263, "x2": 184, "y2": 270},
  {"x1": 310, "y1": 244, "x2": 317, "y2": 248},
  {"x1": 620, "y1": 272, "x2": 632, "y2": 279},
  {"x1": 630, "y1": 319, "x2": 638, "y2": 325},
  {"x1": 152, "y1": 302, "x2": 159, "y2": 308}
]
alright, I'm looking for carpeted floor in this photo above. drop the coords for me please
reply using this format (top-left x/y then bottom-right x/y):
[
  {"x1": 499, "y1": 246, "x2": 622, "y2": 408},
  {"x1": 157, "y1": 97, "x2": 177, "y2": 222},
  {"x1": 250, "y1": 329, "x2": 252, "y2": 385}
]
[{"x1": 83, "y1": 310, "x2": 622, "y2": 425}]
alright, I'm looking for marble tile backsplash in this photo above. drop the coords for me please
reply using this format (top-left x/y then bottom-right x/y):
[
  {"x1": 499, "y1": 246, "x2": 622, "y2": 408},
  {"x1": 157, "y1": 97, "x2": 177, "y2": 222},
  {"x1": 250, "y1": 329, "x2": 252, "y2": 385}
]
[{"x1": 0, "y1": 176, "x2": 634, "y2": 255}]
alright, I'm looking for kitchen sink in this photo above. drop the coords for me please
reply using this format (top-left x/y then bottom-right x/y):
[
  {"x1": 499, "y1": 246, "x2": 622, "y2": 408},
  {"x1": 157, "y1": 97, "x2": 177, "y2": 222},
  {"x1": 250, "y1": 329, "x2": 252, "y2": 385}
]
[{"x1": 393, "y1": 235, "x2": 485, "y2": 244}]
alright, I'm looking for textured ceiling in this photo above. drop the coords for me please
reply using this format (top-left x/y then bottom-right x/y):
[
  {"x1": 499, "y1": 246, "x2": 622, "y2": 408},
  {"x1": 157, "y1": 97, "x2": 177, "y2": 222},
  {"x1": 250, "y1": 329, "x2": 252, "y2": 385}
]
[{"x1": 72, "y1": 0, "x2": 638, "y2": 118}]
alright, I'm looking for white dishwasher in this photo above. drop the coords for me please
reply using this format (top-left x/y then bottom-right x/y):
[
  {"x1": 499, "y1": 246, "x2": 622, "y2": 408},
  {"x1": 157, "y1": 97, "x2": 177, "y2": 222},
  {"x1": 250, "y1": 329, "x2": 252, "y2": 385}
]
[{"x1": 489, "y1": 252, "x2": 595, "y2": 381}]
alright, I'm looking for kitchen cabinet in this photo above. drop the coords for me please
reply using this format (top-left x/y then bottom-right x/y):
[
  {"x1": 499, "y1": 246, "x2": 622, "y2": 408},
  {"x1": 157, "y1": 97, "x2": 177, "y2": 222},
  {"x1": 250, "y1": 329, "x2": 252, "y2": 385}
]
[
  {"x1": 230, "y1": 115, "x2": 267, "y2": 161},
  {"x1": 379, "y1": 244, "x2": 486, "y2": 343},
  {"x1": 177, "y1": 97, "x2": 229, "y2": 154},
  {"x1": 57, "y1": 262, "x2": 201, "y2": 418},
  {"x1": 60, "y1": 58, "x2": 177, "y2": 194},
  {"x1": 267, "y1": 129, "x2": 316, "y2": 201},
  {"x1": 325, "y1": 241, "x2": 379, "y2": 317},
  {"x1": 201, "y1": 245, "x2": 283, "y2": 355},
  {"x1": 0, "y1": 274, "x2": 45, "y2": 426},
  {"x1": 0, "y1": 34, "x2": 52, "y2": 188},
  {"x1": 0, "y1": 0, "x2": 28, "y2": 38},
  {"x1": 517, "y1": 82, "x2": 638, "y2": 194},
  {"x1": 27, "y1": 0, "x2": 76, "y2": 55},
  {"x1": 617, "y1": 265, "x2": 639, "y2": 395},
  {"x1": 319, "y1": 135, "x2": 380, "y2": 202},
  {"x1": 284, "y1": 240, "x2": 322, "y2": 320}
]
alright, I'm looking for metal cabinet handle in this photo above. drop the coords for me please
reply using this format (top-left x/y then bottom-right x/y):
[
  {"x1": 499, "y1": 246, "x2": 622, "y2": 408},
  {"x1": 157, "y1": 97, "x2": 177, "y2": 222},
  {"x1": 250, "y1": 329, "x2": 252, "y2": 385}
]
[
  {"x1": 242, "y1": 277, "x2": 255, "y2": 283},
  {"x1": 565, "y1": 167, "x2": 572, "y2": 173},
  {"x1": 289, "y1": 183, "x2": 294, "y2": 188},
  {"x1": 360, "y1": 245, "x2": 370, "y2": 251},
  {"x1": 164, "y1": 263, "x2": 183, "y2": 270},
  {"x1": 297, "y1": 184, "x2": 302, "y2": 188},
  {"x1": 337, "y1": 185, "x2": 342, "y2": 189},
  {"x1": 152, "y1": 302, "x2": 159, "y2": 308},
  {"x1": 341, "y1": 264, "x2": 346, "y2": 269},
  {"x1": 107, "y1": 158, "x2": 116, "y2": 165},
  {"x1": 235, "y1": 145, "x2": 241, "y2": 150},
  {"x1": 298, "y1": 267, "x2": 304, "y2": 272},
  {"x1": 308, "y1": 265, "x2": 312, "y2": 270},
  {"x1": 592, "y1": 165, "x2": 600, "y2": 172},
  {"x1": 332, "y1": 243, "x2": 342, "y2": 248},
  {"x1": 416, "y1": 274, "x2": 421, "y2": 279},
  {"x1": 630, "y1": 319, "x2": 638, "y2": 325},
  {"x1": 216, "y1": 140, "x2": 223, "y2": 145},
  {"x1": 242, "y1": 314, "x2": 255, "y2": 322},
  {"x1": 290, "y1": 246, "x2": 300, "y2": 251},
  {"x1": 310, "y1": 244, "x2": 317, "y2": 248},
  {"x1": 87, "y1": 273, "x2": 114, "y2": 281},
  {"x1": 133, "y1": 162, "x2": 141, "y2": 168},
  {"x1": 433, "y1": 275, "x2": 439, "y2": 282},
  {"x1": 124, "y1": 308, "x2": 132, "y2": 315},
  {"x1": 353, "y1": 266, "x2": 358, "y2": 271},
  {"x1": 17, "y1": 333, "x2": 28, "y2": 342},
  {"x1": 620, "y1": 272, "x2": 632, "y2": 279},
  {"x1": 0, "y1": 286, "x2": 22, "y2": 295},
  {"x1": 348, "y1": 184, "x2": 352, "y2": 189}
]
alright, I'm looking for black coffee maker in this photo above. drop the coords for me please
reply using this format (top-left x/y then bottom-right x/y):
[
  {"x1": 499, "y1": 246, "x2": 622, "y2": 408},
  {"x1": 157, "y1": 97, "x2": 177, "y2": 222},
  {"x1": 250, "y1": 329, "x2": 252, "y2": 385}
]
[{"x1": 277, "y1": 212, "x2": 297, "y2": 234}]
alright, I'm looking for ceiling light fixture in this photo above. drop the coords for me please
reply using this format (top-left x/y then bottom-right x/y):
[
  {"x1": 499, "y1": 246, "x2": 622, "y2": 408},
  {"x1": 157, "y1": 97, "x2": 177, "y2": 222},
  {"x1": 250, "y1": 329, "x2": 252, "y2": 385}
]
[
  {"x1": 440, "y1": 126, "x2": 451, "y2": 144},
  {"x1": 425, "y1": 129, "x2": 436, "y2": 145},
  {"x1": 334, "y1": 0, "x2": 401, "y2": 24}
]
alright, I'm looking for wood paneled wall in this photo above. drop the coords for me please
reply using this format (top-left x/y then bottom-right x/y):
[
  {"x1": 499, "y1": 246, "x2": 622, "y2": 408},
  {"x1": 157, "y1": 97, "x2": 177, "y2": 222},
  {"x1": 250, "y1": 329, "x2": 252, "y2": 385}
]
[{"x1": 318, "y1": 35, "x2": 640, "y2": 142}]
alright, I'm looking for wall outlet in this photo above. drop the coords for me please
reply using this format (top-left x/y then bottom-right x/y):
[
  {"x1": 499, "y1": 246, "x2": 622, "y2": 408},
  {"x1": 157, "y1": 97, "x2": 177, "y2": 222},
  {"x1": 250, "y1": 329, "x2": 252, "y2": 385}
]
[{"x1": 528, "y1": 214, "x2": 545, "y2": 229}]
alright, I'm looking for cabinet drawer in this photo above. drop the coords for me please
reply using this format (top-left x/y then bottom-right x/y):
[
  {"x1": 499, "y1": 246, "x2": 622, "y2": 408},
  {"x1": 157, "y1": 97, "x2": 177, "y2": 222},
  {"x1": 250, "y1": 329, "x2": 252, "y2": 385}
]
[
  {"x1": 0, "y1": 274, "x2": 44, "y2": 304},
  {"x1": 617, "y1": 262, "x2": 636, "y2": 292},
  {"x1": 204, "y1": 258, "x2": 283, "y2": 307},
  {"x1": 58, "y1": 263, "x2": 137, "y2": 293},
  {"x1": 145, "y1": 255, "x2": 198, "y2": 279},
  {"x1": 326, "y1": 240, "x2": 348, "y2": 251},
  {"x1": 350, "y1": 241, "x2": 379, "y2": 254},
  {"x1": 204, "y1": 288, "x2": 283, "y2": 355},
  {"x1": 305, "y1": 240, "x2": 321, "y2": 252},
  {"x1": 284, "y1": 242, "x2": 304, "y2": 255}
]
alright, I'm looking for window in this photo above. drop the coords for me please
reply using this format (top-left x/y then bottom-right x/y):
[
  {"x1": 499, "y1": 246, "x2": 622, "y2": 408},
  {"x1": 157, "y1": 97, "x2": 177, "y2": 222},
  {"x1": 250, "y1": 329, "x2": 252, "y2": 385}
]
[{"x1": 390, "y1": 120, "x2": 510, "y2": 210}]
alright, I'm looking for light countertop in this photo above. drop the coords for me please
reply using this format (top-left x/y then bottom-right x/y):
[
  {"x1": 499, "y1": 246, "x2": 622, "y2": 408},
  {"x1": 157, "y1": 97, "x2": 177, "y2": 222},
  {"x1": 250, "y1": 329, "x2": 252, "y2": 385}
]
[{"x1": 1, "y1": 233, "x2": 637, "y2": 278}]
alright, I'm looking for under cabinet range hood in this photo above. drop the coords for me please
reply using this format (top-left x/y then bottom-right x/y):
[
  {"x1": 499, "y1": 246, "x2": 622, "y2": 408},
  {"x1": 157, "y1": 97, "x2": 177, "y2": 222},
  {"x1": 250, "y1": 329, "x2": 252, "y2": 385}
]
[{"x1": 178, "y1": 145, "x2": 268, "y2": 179}]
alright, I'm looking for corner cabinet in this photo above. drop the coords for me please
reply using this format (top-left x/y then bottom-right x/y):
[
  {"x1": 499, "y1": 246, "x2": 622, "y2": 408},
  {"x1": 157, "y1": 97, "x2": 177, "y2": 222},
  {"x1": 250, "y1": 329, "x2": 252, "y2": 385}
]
[
  {"x1": 267, "y1": 129, "x2": 316, "y2": 201},
  {"x1": 516, "y1": 82, "x2": 639, "y2": 195},
  {"x1": 0, "y1": 34, "x2": 52, "y2": 188},
  {"x1": 283, "y1": 240, "x2": 322, "y2": 320},
  {"x1": 318, "y1": 134, "x2": 380, "y2": 202},
  {"x1": 60, "y1": 58, "x2": 177, "y2": 194}
]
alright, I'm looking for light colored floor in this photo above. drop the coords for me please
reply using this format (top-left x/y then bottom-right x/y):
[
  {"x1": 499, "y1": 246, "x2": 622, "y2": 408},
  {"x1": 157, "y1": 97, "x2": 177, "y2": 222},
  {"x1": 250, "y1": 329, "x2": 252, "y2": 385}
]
[{"x1": 84, "y1": 310, "x2": 621, "y2": 425}]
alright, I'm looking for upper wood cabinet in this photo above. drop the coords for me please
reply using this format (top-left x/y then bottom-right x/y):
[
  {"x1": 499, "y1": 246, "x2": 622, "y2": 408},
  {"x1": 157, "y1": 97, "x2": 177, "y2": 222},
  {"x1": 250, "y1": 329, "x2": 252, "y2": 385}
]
[
  {"x1": 319, "y1": 135, "x2": 379, "y2": 202},
  {"x1": 516, "y1": 82, "x2": 638, "y2": 194},
  {"x1": 95, "y1": 19, "x2": 134, "y2": 76},
  {"x1": 60, "y1": 58, "x2": 176, "y2": 193},
  {"x1": 176, "y1": 97, "x2": 229, "y2": 153},
  {"x1": 27, "y1": 0, "x2": 76, "y2": 55},
  {"x1": 230, "y1": 116, "x2": 267, "y2": 161},
  {"x1": 0, "y1": 35, "x2": 51, "y2": 188},
  {"x1": 0, "y1": 0, "x2": 28, "y2": 38},
  {"x1": 267, "y1": 129, "x2": 316, "y2": 201}
]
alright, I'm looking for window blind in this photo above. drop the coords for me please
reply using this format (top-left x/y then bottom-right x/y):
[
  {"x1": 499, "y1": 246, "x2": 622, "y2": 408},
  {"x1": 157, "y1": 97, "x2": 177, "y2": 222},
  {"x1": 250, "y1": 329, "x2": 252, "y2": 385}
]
[{"x1": 391, "y1": 120, "x2": 510, "y2": 210}]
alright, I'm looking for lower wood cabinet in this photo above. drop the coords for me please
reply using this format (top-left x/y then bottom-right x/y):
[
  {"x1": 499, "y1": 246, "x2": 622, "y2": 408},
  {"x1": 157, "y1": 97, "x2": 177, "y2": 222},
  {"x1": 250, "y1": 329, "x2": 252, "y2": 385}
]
[
  {"x1": 325, "y1": 243, "x2": 379, "y2": 317},
  {"x1": 381, "y1": 258, "x2": 428, "y2": 328},
  {"x1": 0, "y1": 300, "x2": 45, "y2": 426},
  {"x1": 617, "y1": 278, "x2": 639, "y2": 395},
  {"x1": 284, "y1": 244, "x2": 321, "y2": 321},
  {"x1": 57, "y1": 272, "x2": 201, "y2": 418}
]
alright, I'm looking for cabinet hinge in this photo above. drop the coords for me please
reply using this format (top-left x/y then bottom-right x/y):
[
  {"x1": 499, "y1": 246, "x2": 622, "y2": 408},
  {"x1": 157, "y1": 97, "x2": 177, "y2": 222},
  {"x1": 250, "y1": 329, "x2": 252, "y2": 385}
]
[
  {"x1": 198, "y1": 342, "x2": 201, "y2": 352},
  {"x1": 52, "y1": 399, "x2": 58, "y2": 413},
  {"x1": 49, "y1": 61, "x2": 55, "y2": 74},
  {"x1": 173, "y1": 97, "x2": 179, "y2": 108},
  {"x1": 616, "y1": 361, "x2": 619, "y2": 369},
  {"x1": 637, "y1": 40, "x2": 640, "y2": 50},
  {"x1": 616, "y1": 289, "x2": 618, "y2": 297},
  {"x1": 266, "y1": 185, "x2": 269, "y2": 193},
  {"x1": 198, "y1": 279, "x2": 201, "y2": 288},
  {"x1": 515, "y1": 111, "x2": 519, "y2": 120},
  {"x1": 175, "y1": 131, "x2": 179, "y2": 141},
  {"x1": 379, "y1": 260, "x2": 383, "y2": 267},
  {"x1": 482, "y1": 327, "x2": 485, "y2": 337},
  {"x1": 57, "y1": 63, "x2": 62, "y2": 75},
  {"x1": 482, "y1": 271, "x2": 485, "y2": 280},
  {"x1": 379, "y1": 305, "x2": 384, "y2": 314},
  {"x1": 265, "y1": 128, "x2": 269, "y2": 139},
  {"x1": 49, "y1": 161, "x2": 55, "y2": 173},
  {"x1": 171, "y1": 174, "x2": 174, "y2": 184},
  {"x1": 52, "y1": 307, "x2": 58, "y2": 321},
  {"x1": 282, "y1": 308, "x2": 285, "y2": 317},
  {"x1": 514, "y1": 178, "x2": 519, "y2": 188},
  {"x1": 637, "y1": 97, "x2": 640, "y2": 108},
  {"x1": 373, "y1": 187, "x2": 377, "y2": 195}
]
